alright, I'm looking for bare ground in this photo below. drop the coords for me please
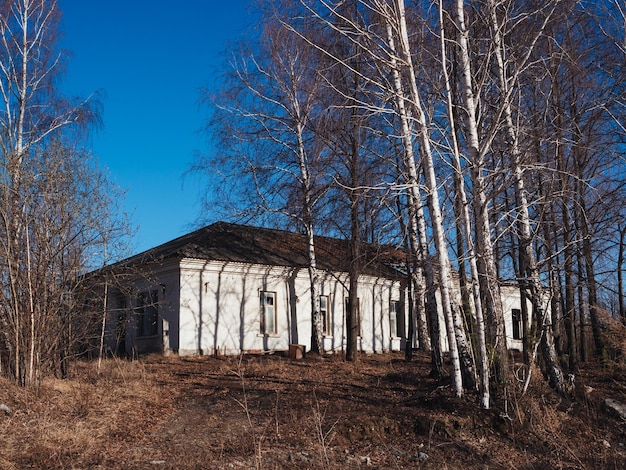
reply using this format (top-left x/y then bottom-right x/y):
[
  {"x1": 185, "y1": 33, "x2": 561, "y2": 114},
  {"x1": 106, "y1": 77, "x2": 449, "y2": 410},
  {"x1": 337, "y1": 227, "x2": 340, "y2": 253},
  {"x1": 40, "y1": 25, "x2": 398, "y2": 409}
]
[{"x1": 0, "y1": 351, "x2": 625, "y2": 469}]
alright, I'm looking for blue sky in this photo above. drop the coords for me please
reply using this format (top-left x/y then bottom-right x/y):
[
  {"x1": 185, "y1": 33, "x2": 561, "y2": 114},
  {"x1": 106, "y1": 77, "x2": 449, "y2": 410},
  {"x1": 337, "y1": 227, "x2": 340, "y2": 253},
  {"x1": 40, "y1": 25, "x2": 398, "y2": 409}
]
[{"x1": 58, "y1": 0, "x2": 253, "y2": 254}]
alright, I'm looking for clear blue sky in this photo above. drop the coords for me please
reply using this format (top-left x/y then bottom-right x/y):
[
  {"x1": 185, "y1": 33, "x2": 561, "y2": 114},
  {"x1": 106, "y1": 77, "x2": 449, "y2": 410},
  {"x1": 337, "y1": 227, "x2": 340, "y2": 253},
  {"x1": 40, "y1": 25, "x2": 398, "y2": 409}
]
[{"x1": 58, "y1": 0, "x2": 254, "y2": 254}]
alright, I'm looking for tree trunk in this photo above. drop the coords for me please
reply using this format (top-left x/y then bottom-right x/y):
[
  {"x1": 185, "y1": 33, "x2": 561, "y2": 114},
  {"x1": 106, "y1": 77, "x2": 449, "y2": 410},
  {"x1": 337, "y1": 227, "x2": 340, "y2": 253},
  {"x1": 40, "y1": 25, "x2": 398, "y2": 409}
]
[
  {"x1": 450, "y1": 0, "x2": 509, "y2": 389},
  {"x1": 391, "y1": 0, "x2": 471, "y2": 394},
  {"x1": 617, "y1": 226, "x2": 626, "y2": 324},
  {"x1": 346, "y1": 80, "x2": 361, "y2": 363},
  {"x1": 397, "y1": 195, "x2": 431, "y2": 360},
  {"x1": 439, "y1": 0, "x2": 488, "y2": 406},
  {"x1": 405, "y1": 200, "x2": 431, "y2": 356},
  {"x1": 307, "y1": 226, "x2": 323, "y2": 354},
  {"x1": 577, "y1": 250, "x2": 588, "y2": 363},
  {"x1": 563, "y1": 208, "x2": 579, "y2": 370},
  {"x1": 487, "y1": 0, "x2": 567, "y2": 395},
  {"x1": 578, "y1": 194, "x2": 604, "y2": 357}
]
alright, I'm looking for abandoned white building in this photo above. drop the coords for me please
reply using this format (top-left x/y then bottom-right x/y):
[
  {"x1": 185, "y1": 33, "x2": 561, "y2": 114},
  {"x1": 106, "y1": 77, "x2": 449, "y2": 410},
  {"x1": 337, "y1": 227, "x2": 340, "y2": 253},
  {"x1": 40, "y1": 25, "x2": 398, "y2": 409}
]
[{"x1": 99, "y1": 222, "x2": 526, "y2": 357}]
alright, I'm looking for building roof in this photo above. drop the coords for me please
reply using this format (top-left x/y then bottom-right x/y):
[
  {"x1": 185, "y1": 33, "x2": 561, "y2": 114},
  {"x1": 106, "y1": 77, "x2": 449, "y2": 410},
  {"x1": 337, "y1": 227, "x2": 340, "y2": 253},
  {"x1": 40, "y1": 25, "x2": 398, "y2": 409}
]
[{"x1": 116, "y1": 222, "x2": 406, "y2": 280}]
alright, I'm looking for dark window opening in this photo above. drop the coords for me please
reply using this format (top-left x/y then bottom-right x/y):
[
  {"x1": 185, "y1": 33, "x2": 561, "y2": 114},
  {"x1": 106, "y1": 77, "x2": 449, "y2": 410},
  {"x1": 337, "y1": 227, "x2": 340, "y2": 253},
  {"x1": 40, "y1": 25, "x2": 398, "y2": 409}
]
[
  {"x1": 260, "y1": 291, "x2": 277, "y2": 335},
  {"x1": 390, "y1": 300, "x2": 403, "y2": 338},
  {"x1": 137, "y1": 290, "x2": 158, "y2": 337},
  {"x1": 512, "y1": 308, "x2": 522, "y2": 340},
  {"x1": 321, "y1": 295, "x2": 330, "y2": 335}
]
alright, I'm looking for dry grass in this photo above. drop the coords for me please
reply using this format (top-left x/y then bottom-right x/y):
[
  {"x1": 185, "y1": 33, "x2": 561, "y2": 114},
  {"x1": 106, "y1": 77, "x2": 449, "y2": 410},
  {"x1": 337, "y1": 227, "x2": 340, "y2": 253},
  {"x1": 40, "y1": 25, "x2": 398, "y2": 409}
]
[
  {"x1": 0, "y1": 351, "x2": 625, "y2": 469},
  {"x1": 0, "y1": 356, "x2": 176, "y2": 469}
]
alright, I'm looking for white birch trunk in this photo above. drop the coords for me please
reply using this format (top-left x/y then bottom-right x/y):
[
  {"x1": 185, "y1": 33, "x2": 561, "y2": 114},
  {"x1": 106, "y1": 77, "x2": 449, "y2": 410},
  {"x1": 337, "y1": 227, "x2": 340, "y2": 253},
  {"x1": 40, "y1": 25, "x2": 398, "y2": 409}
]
[
  {"x1": 408, "y1": 216, "x2": 431, "y2": 353},
  {"x1": 306, "y1": 224, "x2": 323, "y2": 353},
  {"x1": 413, "y1": 192, "x2": 444, "y2": 376},
  {"x1": 386, "y1": 27, "x2": 431, "y2": 357},
  {"x1": 294, "y1": 114, "x2": 323, "y2": 354},
  {"x1": 438, "y1": 0, "x2": 490, "y2": 408},
  {"x1": 392, "y1": 0, "x2": 477, "y2": 395},
  {"x1": 385, "y1": 10, "x2": 444, "y2": 369},
  {"x1": 487, "y1": 0, "x2": 566, "y2": 394},
  {"x1": 450, "y1": 0, "x2": 509, "y2": 386}
]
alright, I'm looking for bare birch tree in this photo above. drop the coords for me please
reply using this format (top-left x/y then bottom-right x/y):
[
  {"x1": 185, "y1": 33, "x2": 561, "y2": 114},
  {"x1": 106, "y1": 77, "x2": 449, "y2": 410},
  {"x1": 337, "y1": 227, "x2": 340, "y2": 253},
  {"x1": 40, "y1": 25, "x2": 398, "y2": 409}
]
[
  {"x1": 0, "y1": 0, "x2": 129, "y2": 385},
  {"x1": 385, "y1": 0, "x2": 476, "y2": 395},
  {"x1": 436, "y1": 0, "x2": 489, "y2": 407},
  {"x1": 443, "y1": 0, "x2": 511, "y2": 389},
  {"x1": 484, "y1": 0, "x2": 568, "y2": 394},
  {"x1": 201, "y1": 6, "x2": 331, "y2": 353}
]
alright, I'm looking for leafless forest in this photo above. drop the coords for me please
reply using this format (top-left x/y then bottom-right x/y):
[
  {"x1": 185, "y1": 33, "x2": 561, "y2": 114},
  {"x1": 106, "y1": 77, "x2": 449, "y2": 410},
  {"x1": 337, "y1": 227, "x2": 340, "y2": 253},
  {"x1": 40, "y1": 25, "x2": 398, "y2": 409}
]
[
  {"x1": 200, "y1": 0, "x2": 626, "y2": 407},
  {"x1": 0, "y1": 0, "x2": 626, "y2": 467}
]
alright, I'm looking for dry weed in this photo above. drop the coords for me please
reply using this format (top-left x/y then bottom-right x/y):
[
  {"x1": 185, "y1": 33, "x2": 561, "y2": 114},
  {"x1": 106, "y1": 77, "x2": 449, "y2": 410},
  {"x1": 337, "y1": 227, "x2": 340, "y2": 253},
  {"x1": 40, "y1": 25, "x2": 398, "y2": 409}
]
[
  {"x1": 0, "y1": 358, "x2": 176, "y2": 469},
  {"x1": 0, "y1": 352, "x2": 624, "y2": 469},
  {"x1": 598, "y1": 308, "x2": 626, "y2": 365}
]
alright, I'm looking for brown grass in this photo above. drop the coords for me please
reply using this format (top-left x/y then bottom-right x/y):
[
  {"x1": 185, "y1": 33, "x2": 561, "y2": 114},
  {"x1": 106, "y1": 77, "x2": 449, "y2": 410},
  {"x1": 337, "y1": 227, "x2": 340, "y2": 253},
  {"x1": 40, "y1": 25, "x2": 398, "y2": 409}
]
[{"x1": 0, "y1": 351, "x2": 625, "y2": 469}]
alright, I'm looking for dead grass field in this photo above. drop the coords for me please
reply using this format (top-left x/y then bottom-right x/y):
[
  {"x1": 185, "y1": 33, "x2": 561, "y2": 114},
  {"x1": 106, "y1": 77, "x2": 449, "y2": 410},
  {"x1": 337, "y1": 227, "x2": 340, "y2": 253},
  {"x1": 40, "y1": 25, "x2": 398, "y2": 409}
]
[{"x1": 0, "y1": 351, "x2": 625, "y2": 469}]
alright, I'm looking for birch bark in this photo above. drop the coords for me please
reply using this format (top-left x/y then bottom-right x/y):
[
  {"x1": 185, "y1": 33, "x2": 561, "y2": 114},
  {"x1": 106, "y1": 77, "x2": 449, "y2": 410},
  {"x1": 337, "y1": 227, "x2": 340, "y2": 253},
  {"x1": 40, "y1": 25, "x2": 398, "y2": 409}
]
[
  {"x1": 449, "y1": 0, "x2": 509, "y2": 387},
  {"x1": 391, "y1": 0, "x2": 478, "y2": 395},
  {"x1": 487, "y1": 0, "x2": 566, "y2": 394},
  {"x1": 438, "y1": 0, "x2": 489, "y2": 407}
]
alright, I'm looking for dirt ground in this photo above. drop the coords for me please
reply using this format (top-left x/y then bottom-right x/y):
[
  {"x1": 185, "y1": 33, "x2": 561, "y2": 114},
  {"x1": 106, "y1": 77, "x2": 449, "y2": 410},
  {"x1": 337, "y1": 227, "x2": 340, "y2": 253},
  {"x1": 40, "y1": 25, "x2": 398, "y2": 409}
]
[{"x1": 0, "y1": 351, "x2": 625, "y2": 469}]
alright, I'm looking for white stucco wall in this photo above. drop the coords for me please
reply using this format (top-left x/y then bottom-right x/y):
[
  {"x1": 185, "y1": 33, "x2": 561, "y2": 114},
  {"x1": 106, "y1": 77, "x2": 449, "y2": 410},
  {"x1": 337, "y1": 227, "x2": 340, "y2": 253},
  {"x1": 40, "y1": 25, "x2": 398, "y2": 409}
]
[
  {"x1": 176, "y1": 259, "x2": 405, "y2": 356},
  {"x1": 105, "y1": 258, "x2": 530, "y2": 357},
  {"x1": 103, "y1": 261, "x2": 180, "y2": 356},
  {"x1": 411, "y1": 282, "x2": 527, "y2": 353},
  {"x1": 501, "y1": 284, "x2": 546, "y2": 352}
]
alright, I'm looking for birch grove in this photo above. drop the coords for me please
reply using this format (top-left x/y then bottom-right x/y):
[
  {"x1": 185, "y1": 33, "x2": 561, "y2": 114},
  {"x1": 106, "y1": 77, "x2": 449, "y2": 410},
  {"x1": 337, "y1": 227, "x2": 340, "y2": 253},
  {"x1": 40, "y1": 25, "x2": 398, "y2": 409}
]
[{"x1": 202, "y1": 0, "x2": 626, "y2": 407}]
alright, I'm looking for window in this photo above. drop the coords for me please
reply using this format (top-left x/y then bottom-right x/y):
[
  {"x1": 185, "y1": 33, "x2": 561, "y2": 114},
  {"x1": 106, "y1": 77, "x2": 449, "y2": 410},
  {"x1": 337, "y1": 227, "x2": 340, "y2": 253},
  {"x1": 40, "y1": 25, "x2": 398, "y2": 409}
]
[
  {"x1": 320, "y1": 295, "x2": 330, "y2": 335},
  {"x1": 390, "y1": 300, "x2": 403, "y2": 338},
  {"x1": 345, "y1": 297, "x2": 361, "y2": 336},
  {"x1": 512, "y1": 308, "x2": 522, "y2": 340},
  {"x1": 137, "y1": 290, "x2": 158, "y2": 337},
  {"x1": 115, "y1": 295, "x2": 128, "y2": 354},
  {"x1": 260, "y1": 291, "x2": 277, "y2": 335}
]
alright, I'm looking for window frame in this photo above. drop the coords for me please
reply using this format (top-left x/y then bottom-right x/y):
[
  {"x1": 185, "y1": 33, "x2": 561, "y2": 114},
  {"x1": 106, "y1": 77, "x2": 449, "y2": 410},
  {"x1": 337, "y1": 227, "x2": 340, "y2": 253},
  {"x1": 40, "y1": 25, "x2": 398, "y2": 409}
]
[
  {"x1": 511, "y1": 308, "x2": 523, "y2": 340},
  {"x1": 390, "y1": 300, "x2": 402, "y2": 338},
  {"x1": 136, "y1": 290, "x2": 159, "y2": 337},
  {"x1": 320, "y1": 295, "x2": 331, "y2": 336},
  {"x1": 260, "y1": 291, "x2": 278, "y2": 336}
]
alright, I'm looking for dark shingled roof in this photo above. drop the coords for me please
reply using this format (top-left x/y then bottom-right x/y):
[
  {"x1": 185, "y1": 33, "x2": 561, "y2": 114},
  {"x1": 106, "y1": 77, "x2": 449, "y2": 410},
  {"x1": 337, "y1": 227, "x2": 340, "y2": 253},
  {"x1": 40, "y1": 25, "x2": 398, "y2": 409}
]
[{"x1": 116, "y1": 222, "x2": 405, "y2": 280}]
